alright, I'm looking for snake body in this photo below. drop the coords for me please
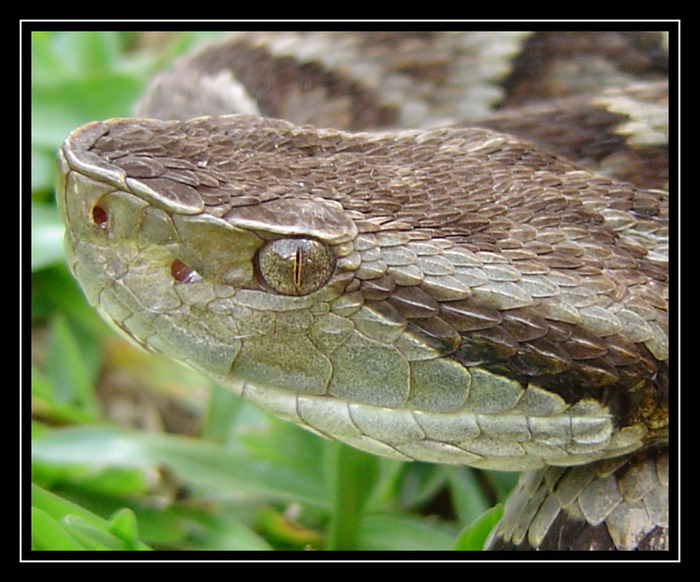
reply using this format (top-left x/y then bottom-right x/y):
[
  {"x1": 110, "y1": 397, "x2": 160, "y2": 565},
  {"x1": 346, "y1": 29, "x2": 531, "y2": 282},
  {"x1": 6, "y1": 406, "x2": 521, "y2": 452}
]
[{"x1": 57, "y1": 32, "x2": 670, "y2": 550}]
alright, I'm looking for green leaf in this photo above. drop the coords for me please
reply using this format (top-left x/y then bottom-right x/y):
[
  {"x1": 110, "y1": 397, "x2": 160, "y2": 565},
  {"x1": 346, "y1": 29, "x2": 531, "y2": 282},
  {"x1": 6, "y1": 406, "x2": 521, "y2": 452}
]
[
  {"x1": 43, "y1": 315, "x2": 101, "y2": 420},
  {"x1": 31, "y1": 149, "x2": 55, "y2": 193},
  {"x1": 255, "y1": 506, "x2": 321, "y2": 548},
  {"x1": 32, "y1": 74, "x2": 145, "y2": 148},
  {"x1": 397, "y1": 462, "x2": 450, "y2": 508},
  {"x1": 32, "y1": 425, "x2": 328, "y2": 508},
  {"x1": 31, "y1": 31, "x2": 72, "y2": 84},
  {"x1": 200, "y1": 383, "x2": 246, "y2": 444},
  {"x1": 454, "y1": 504, "x2": 504, "y2": 551},
  {"x1": 30, "y1": 32, "x2": 158, "y2": 199},
  {"x1": 32, "y1": 482, "x2": 113, "y2": 529},
  {"x1": 31, "y1": 266, "x2": 109, "y2": 338},
  {"x1": 31, "y1": 483, "x2": 152, "y2": 551},
  {"x1": 31, "y1": 32, "x2": 149, "y2": 148},
  {"x1": 325, "y1": 442, "x2": 380, "y2": 550},
  {"x1": 31, "y1": 202, "x2": 65, "y2": 271},
  {"x1": 62, "y1": 514, "x2": 129, "y2": 550},
  {"x1": 359, "y1": 514, "x2": 456, "y2": 551},
  {"x1": 31, "y1": 507, "x2": 86, "y2": 550},
  {"x1": 487, "y1": 470, "x2": 521, "y2": 503},
  {"x1": 186, "y1": 509, "x2": 272, "y2": 551},
  {"x1": 447, "y1": 466, "x2": 492, "y2": 525},
  {"x1": 107, "y1": 508, "x2": 150, "y2": 551}
]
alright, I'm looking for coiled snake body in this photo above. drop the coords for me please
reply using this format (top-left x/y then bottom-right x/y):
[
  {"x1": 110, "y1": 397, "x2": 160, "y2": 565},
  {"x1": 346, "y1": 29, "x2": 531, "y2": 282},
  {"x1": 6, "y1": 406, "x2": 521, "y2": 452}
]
[{"x1": 57, "y1": 32, "x2": 670, "y2": 551}]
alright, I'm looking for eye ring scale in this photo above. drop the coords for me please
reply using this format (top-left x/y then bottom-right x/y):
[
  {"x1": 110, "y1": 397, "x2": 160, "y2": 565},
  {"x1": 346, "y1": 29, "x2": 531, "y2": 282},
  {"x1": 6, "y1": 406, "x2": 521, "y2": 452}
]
[{"x1": 255, "y1": 237, "x2": 336, "y2": 296}]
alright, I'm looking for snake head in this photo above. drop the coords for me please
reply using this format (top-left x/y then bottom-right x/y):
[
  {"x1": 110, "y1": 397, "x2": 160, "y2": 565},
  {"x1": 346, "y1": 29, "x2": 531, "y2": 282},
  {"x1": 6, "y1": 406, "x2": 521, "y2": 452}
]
[{"x1": 58, "y1": 113, "x2": 666, "y2": 471}]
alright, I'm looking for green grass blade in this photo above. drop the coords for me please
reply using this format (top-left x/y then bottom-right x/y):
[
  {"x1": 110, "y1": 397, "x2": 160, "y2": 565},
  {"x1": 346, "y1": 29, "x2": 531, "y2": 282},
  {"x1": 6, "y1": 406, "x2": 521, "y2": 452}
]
[
  {"x1": 325, "y1": 442, "x2": 380, "y2": 550},
  {"x1": 31, "y1": 507, "x2": 86, "y2": 550},
  {"x1": 33, "y1": 426, "x2": 328, "y2": 508},
  {"x1": 454, "y1": 504, "x2": 503, "y2": 551}
]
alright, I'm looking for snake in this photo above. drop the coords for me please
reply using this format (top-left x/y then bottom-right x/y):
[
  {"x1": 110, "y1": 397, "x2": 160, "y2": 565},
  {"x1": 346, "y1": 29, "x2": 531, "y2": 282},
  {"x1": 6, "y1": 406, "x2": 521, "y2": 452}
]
[{"x1": 56, "y1": 31, "x2": 670, "y2": 551}]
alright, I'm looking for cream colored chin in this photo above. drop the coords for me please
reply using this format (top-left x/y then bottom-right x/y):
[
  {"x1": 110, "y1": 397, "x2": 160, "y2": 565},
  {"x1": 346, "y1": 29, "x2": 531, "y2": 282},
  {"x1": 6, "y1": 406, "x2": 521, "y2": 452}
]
[{"x1": 189, "y1": 361, "x2": 647, "y2": 472}]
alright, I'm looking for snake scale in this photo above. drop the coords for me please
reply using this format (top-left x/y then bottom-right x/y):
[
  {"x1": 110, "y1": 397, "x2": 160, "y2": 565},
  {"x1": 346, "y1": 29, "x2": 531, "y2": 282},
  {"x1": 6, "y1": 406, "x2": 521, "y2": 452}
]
[{"x1": 56, "y1": 31, "x2": 670, "y2": 551}]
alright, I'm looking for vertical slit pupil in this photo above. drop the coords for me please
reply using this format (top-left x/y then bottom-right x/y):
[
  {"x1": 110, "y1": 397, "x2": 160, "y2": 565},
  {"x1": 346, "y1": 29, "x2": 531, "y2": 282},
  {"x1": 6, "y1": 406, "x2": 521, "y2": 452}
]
[{"x1": 294, "y1": 248, "x2": 303, "y2": 287}]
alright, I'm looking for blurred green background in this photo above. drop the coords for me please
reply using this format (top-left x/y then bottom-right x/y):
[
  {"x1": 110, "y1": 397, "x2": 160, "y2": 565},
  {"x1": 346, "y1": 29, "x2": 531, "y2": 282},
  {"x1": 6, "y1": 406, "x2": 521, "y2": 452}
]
[{"x1": 29, "y1": 30, "x2": 517, "y2": 552}]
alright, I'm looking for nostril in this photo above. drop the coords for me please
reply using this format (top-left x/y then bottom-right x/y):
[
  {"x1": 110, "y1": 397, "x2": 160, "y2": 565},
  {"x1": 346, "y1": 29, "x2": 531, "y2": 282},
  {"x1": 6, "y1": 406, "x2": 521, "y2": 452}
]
[
  {"x1": 91, "y1": 205, "x2": 108, "y2": 227},
  {"x1": 171, "y1": 259, "x2": 201, "y2": 283}
]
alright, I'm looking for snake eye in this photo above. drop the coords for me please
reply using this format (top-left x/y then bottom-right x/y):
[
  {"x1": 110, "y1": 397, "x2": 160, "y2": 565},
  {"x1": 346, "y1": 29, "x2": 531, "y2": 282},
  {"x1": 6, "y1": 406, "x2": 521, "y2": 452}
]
[{"x1": 255, "y1": 238, "x2": 335, "y2": 296}]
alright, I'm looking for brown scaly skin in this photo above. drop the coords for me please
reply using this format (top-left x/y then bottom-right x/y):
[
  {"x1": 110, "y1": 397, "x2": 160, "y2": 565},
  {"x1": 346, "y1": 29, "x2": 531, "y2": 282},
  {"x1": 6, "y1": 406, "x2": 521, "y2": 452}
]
[{"x1": 58, "y1": 32, "x2": 670, "y2": 551}]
